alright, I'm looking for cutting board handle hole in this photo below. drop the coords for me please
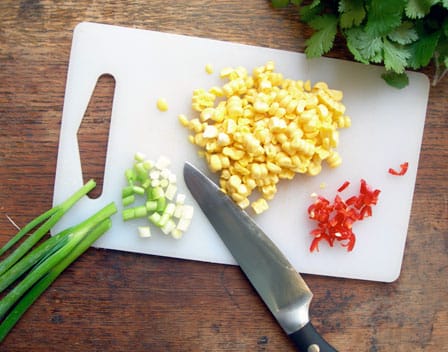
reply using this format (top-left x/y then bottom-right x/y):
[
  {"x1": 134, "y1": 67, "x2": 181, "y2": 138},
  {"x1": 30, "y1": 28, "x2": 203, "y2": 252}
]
[{"x1": 77, "y1": 73, "x2": 115, "y2": 199}]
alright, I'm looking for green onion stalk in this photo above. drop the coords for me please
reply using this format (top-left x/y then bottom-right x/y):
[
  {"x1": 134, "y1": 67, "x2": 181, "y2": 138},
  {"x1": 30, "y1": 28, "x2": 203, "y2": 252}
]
[{"x1": 0, "y1": 180, "x2": 117, "y2": 343}]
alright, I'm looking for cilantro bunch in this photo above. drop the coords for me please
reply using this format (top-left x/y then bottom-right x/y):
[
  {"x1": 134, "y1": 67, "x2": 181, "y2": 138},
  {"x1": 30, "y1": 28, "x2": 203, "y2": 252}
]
[{"x1": 271, "y1": 0, "x2": 448, "y2": 88}]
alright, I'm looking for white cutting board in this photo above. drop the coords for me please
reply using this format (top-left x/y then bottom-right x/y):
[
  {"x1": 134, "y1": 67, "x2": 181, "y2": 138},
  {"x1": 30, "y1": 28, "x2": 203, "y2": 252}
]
[{"x1": 53, "y1": 22, "x2": 429, "y2": 282}]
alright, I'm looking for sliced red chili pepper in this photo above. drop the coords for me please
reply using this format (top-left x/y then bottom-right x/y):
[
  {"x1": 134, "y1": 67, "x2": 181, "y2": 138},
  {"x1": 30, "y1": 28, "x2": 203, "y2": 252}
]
[
  {"x1": 388, "y1": 161, "x2": 409, "y2": 176},
  {"x1": 307, "y1": 179, "x2": 380, "y2": 253},
  {"x1": 337, "y1": 181, "x2": 350, "y2": 192}
]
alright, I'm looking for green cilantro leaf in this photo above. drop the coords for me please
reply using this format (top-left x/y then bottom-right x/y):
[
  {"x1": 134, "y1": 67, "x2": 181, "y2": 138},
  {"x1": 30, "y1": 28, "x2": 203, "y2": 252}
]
[
  {"x1": 345, "y1": 26, "x2": 383, "y2": 63},
  {"x1": 405, "y1": 0, "x2": 438, "y2": 19},
  {"x1": 305, "y1": 14, "x2": 338, "y2": 57},
  {"x1": 299, "y1": 0, "x2": 323, "y2": 23},
  {"x1": 381, "y1": 71, "x2": 410, "y2": 88},
  {"x1": 383, "y1": 37, "x2": 411, "y2": 73},
  {"x1": 270, "y1": 0, "x2": 447, "y2": 87},
  {"x1": 408, "y1": 30, "x2": 441, "y2": 68},
  {"x1": 443, "y1": 17, "x2": 448, "y2": 36},
  {"x1": 339, "y1": 0, "x2": 367, "y2": 29},
  {"x1": 365, "y1": 0, "x2": 406, "y2": 37},
  {"x1": 388, "y1": 21, "x2": 419, "y2": 44}
]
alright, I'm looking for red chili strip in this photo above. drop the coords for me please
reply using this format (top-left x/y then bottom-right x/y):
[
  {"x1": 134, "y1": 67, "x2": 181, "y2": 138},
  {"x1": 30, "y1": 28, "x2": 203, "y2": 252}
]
[
  {"x1": 388, "y1": 162, "x2": 409, "y2": 176},
  {"x1": 307, "y1": 179, "x2": 381, "y2": 253},
  {"x1": 337, "y1": 181, "x2": 350, "y2": 192}
]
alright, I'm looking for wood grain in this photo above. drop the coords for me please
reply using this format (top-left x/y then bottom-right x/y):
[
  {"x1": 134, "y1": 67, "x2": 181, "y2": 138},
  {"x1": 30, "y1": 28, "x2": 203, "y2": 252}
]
[{"x1": 0, "y1": 1, "x2": 447, "y2": 351}]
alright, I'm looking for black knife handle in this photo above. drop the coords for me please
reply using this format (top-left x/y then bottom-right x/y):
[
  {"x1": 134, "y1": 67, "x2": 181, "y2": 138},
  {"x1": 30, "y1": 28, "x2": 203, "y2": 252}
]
[{"x1": 288, "y1": 322, "x2": 337, "y2": 352}]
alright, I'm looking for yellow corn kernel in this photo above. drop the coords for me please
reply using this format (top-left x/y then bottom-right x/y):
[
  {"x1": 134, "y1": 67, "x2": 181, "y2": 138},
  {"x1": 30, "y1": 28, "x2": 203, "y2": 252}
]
[
  {"x1": 237, "y1": 197, "x2": 250, "y2": 209},
  {"x1": 209, "y1": 86, "x2": 224, "y2": 97},
  {"x1": 156, "y1": 98, "x2": 169, "y2": 112},
  {"x1": 315, "y1": 146, "x2": 330, "y2": 159},
  {"x1": 202, "y1": 125, "x2": 219, "y2": 138},
  {"x1": 233, "y1": 161, "x2": 250, "y2": 176},
  {"x1": 221, "y1": 169, "x2": 231, "y2": 180},
  {"x1": 261, "y1": 184, "x2": 277, "y2": 200},
  {"x1": 251, "y1": 198, "x2": 269, "y2": 215},
  {"x1": 296, "y1": 99, "x2": 307, "y2": 113},
  {"x1": 242, "y1": 134, "x2": 263, "y2": 155},
  {"x1": 291, "y1": 137, "x2": 315, "y2": 156},
  {"x1": 205, "y1": 141, "x2": 218, "y2": 153},
  {"x1": 220, "y1": 155, "x2": 230, "y2": 169},
  {"x1": 317, "y1": 104, "x2": 329, "y2": 119},
  {"x1": 211, "y1": 104, "x2": 226, "y2": 123},
  {"x1": 307, "y1": 162, "x2": 322, "y2": 176},
  {"x1": 254, "y1": 100, "x2": 270, "y2": 113},
  {"x1": 330, "y1": 130, "x2": 339, "y2": 147},
  {"x1": 178, "y1": 114, "x2": 189, "y2": 127},
  {"x1": 189, "y1": 118, "x2": 204, "y2": 133},
  {"x1": 200, "y1": 107, "x2": 215, "y2": 122},
  {"x1": 266, "y1": 161, "x2": 282, "y2": 174},
  {"x1": 304, "y1": 80, "x2": 311, "y2": 91},
  {"x1": 231, "y1": 192, "x2": 245, "y2": 203},
  {"x1": 328, "y1": 89, "x2": 343, "y2": 101},
  {"x1": 193, "y1": 133, "x2": 206, "y2": 147},
  {"x1": 305, "y1": 95, "x2": 319, "y2": 109},
  {"x1": 250, "y1": 163, "x2": 262, "y2": 179},
  {"x1": 219, "y1": 179, "x2": 227, "y2": 190},
  {"x1": 243, "y1": 177, "x2": 257, "y2": 190},
  {"x1": 220, "y1": 67, "x2": 234, "y2": 78},
  {"x1": 209, "y1": 154, "x2": 222, "y2": 172},
  {"x1": 237, "y1": 184, "x2": 250, "y2": 197},
  {"x1": 205, "y1": 63, "x2": 214, "y2": 74},
  {"x1": 217, "y1": 132, "x2": 231, "y2": 147},
  {"x1": 269, "y1": 117, "x2": 287, "y2": 132},
  {"x1": 223, "y1": 119, "x2": 237, "y2": 134},
  {"x1": 313, "y1": 82, "x2": 328, "y2": 90},
  {"x1": 279, "y1": 169, "x2": 295, "y2": 179},
  {"x1": 227, "y1": 98, "x2": 244, "y2": 118},
  {"x1": 326, "y1": 151, "x2": 342, "y2": 168},
  {"x1": 223, "y1": 147, "x2": 245, "y2": 160},
  {"x1": 228, "y1": 174, "x2": 242, "y2": 189}
]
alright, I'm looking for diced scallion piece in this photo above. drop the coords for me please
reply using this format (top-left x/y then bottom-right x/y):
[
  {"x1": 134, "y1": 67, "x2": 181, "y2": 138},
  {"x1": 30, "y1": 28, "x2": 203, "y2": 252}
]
[
  {"x1": 138, "y1": 226, "x2": 151, "y2": 238},
  {"x1": 121, "y1": 154, "x2": 194, "y2": 239}
]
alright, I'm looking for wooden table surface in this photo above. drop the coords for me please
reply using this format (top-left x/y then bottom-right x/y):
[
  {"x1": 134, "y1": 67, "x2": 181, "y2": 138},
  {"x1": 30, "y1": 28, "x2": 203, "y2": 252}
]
[{"x1": 1, "y1": 1, "x2": 447, "y2": 351}]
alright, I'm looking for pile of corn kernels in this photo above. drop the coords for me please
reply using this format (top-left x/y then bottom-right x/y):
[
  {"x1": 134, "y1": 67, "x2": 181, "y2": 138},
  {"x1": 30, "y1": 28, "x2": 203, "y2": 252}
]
[{"x1": 179, "y1": 61, "x2": 351, "y2": 214}]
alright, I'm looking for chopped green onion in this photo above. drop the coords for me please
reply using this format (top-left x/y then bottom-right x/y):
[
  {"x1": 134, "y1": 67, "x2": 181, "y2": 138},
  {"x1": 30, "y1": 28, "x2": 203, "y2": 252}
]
[
  {"x1": 138, "y1": 226, "x2": 151, "y2": 238},
  {"x1": 148, "y1": 212, "x2": 162, "y2": 226},
  {"x1": 121, "y1": 186, "x2": 134, "y2": 198},
  {"x1": 145, "y1": 200, "x2": 158, "y2": 212},
  {"x1": 122, "y1": 194, "x2": 135, "y2": 207},
  {"x1": 121, "y1": 154, "x2": 194, "y2": 238},
  {"x1": 156, "y1": 197, "x2": 167, "y2": 213}
]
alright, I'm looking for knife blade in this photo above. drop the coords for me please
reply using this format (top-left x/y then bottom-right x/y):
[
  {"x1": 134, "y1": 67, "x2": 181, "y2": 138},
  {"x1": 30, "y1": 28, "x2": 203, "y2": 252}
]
[{"x1": 183, "y1": 162, "x2": 337, "y2": 352}]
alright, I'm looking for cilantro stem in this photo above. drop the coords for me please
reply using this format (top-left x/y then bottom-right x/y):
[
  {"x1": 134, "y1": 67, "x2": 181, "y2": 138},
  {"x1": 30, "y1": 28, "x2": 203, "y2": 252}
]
[{"x1": 0, "y1": 180, "x2": 96, "y2": 275}]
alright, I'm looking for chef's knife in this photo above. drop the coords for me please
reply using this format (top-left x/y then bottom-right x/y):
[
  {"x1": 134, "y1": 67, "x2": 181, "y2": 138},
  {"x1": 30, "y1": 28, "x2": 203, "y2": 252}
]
[{"x1": 184, "y1": 162, "x2": 337, "y2": 352}]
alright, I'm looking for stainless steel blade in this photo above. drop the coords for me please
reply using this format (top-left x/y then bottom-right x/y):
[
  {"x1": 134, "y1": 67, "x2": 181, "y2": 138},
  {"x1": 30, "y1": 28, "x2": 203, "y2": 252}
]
[{"x1": 183, "y1": 162, "x2": 312, "y2": 334}]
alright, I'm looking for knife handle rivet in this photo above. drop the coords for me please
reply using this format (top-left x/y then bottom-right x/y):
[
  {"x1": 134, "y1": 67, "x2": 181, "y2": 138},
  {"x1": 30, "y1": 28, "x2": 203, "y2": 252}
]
[{"x1": 307, "y1": 344, "x2": 320, "y2": 352}]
